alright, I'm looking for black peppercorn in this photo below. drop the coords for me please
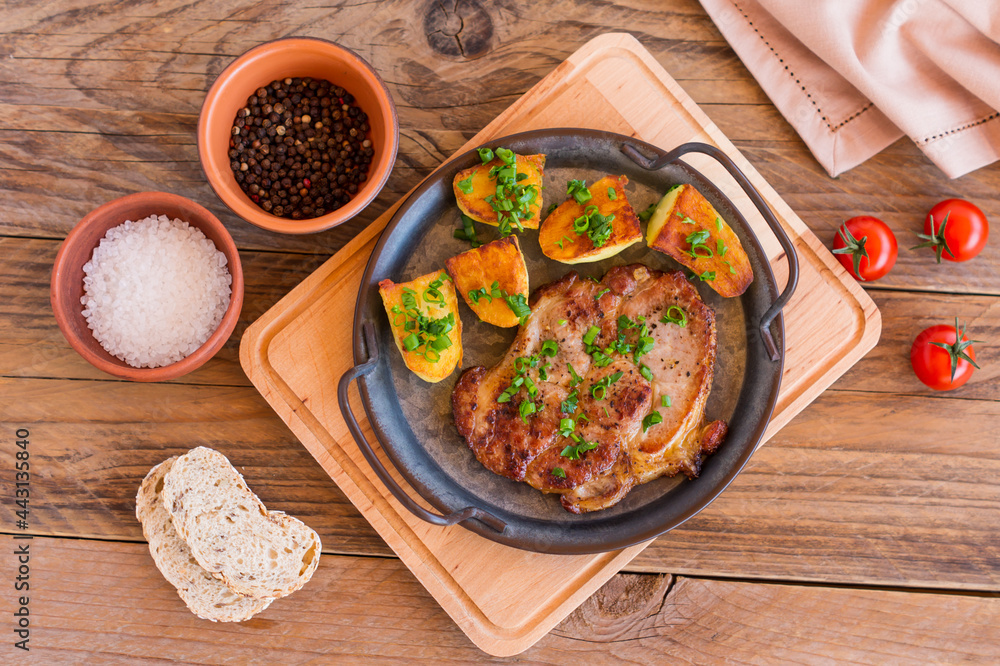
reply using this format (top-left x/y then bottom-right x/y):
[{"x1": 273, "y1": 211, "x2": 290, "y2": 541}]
[{"x1": 228, "y1": 76, "x2": 373, "y2": 220}]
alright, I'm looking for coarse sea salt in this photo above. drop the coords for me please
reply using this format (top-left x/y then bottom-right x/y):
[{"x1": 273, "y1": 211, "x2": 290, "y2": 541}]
[{"x1": 80, "y1": 214, "x2": 232, "y2": 369}]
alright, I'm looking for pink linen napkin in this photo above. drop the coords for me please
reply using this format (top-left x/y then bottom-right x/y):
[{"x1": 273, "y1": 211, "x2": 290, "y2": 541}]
[{"x1": 698, "y1": 0, "x2": 1000, "y2": 178}]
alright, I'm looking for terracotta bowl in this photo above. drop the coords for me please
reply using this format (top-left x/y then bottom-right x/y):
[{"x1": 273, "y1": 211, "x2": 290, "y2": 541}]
[
  {"x1": 50, "y1": 192, "x2": 245, "y2": 382},
  {"x1": 198, "y1": 37, "x2": 399, "y2": 234}
]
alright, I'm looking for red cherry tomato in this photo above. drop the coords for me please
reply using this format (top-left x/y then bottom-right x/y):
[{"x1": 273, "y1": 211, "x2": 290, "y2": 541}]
[
  {"x1": 831, "y1": 215, "x2": 897, "y2": 281},
  {"x1": 917, "y1": 199, "x2": 989, "y2": 262},
  {"x1": 910, "y1": 318, "x2": 982, "y2": 391}
]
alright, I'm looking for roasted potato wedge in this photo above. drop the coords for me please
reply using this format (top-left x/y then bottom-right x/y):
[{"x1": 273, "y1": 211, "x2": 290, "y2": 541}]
[
  {"x1": 646, "y1": 184, "x2": 753, "y2": 297},
  {"x1": 445, "y1": 236, "x2": 530, "y2": 328},
  {"x1": 453, "y1": 153, "x2": 545, "y2": 230},
  {"x1": 378, "y1": 270, "x2": 462, "y2": 383},
  {"x1": 539, "y1": 175, "x2": 643, "y2": 263}
]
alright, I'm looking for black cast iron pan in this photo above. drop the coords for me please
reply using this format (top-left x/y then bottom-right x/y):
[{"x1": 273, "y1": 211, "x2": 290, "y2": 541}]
[{"x1": 338, "y1": 128, "x2": 798, "y2": 554}]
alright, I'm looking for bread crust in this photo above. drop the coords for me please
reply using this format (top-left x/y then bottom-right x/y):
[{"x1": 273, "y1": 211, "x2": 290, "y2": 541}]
[
  {"x1": 160, "y1": 447, "x2": 322, "y2": 599},
  {"x1": 135, "y1": 457, "x2": 272, "y2": 622}
]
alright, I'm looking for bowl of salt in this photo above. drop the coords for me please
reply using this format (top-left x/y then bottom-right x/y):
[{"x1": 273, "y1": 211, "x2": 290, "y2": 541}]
[{"x1": 51, "y1": 192, "x2": 244, "y2": 381}]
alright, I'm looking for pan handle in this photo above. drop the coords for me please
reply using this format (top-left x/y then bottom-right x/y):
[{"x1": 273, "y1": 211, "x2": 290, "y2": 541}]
[
  {"x1": 622, "y1": 141, "x2": 799, "y2": 361},
  {"x1": 337, "y1": 321, "x2": 507, "y2": 533}
]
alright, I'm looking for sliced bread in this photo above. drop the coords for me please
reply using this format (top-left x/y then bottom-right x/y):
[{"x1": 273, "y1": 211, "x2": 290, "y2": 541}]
[
  {"x1": 161, "y1": 447, "x2": 321, "y2": 599},
  {"x1": 135, "y1": 457, "x2": 272, "y2": 622}
]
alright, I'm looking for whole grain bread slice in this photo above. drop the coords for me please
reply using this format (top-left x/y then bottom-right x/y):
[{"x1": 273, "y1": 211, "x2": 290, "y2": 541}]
[
  {"x1": 136, "y1": 457, "x2": 272, "y2": 622},
  {"x1": 161, "y1": 447, "x2": 321, "y2": 599}
]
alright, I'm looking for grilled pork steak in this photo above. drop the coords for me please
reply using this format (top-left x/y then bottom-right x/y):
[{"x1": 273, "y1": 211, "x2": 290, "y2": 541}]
[{"x1": 452, "y1": 264, "x2": 727, "y2": 513}]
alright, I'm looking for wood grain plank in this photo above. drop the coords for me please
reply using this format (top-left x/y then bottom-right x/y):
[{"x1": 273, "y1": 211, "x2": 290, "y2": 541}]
[
  {"x1": 2, "y1": 536, "x2": 998, "y2": 663},
  {"x1": 634, "y1": 388, "x2": 1000, "y2": 590},
  {"x1": 0, "y1": 378, "x2": 392, "y2": 557},
  {"x1": 9, "y1": 240, "x2": 997, "y2": 398},
  {"x1": 831, "y1": 290, "x2": 1000, "y2": 400},
  {"x1": 5, "y1": 374, "x2": 1000, "y2": 589},
  {"x1": 4, "y1": 0, "x2": 1000, "y2": 291},
  {"x1": 0, "y1": 0, "x2": 720, "y2": 253},
  {"x1": 0, "y1": 237, "x2": 329, "y2": 385}
]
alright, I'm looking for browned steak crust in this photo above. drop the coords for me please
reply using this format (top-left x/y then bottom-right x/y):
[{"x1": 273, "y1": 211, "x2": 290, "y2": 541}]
[{"x1": 452, "y1": 264, "x2": 727, "y2": 512}]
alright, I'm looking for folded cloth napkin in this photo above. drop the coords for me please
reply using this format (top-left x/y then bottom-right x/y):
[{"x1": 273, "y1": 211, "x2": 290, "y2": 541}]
[{"x1": 699, "y1": 0, "x2": 1000, "y2": 178}]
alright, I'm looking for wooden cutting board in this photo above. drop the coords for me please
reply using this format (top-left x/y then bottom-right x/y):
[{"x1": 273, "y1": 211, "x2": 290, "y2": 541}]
[{"x1": 240, "y1": 33, "x2": 880, "y2": 656}]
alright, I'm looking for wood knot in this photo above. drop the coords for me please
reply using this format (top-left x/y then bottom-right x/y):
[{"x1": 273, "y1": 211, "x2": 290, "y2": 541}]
[
  {"x1": 423, "y1": 0, "x2": 493, "y2": 58},
  {"x1": 554, "y1": 573, "x2": 673, "y2": 642}
]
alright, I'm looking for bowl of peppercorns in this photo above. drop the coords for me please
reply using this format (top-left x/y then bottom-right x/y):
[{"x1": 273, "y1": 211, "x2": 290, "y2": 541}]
[{"x1": 198, "y1": 37, "x2": 398, "y2": 234}]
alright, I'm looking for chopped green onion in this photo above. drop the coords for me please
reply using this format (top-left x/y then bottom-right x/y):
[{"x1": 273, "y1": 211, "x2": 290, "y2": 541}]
[
  {"x1": 634, "y1": 333, "x2": 655, "y2": 361},
  {"x1": 503, "y1": 292, "x2": 532, "y2": 325},
  {"x1": 567, "y1": 179, "x2": 592, "y2": 204},
  {"x1": 561, "y1": 439, "x2": 598, "y2": 460},
  {"x1": 689, "y1": 244, "x2": 714, "y2": 259},
  {"x1": 453, "y1": 214, "x2": 482, "y2": 247},
  {"x1": 686, "y1": 230, "x2": 711, "y2": 245},
  {"x1": 540, "y1": 340, "x2": 559, "y2": 357},
  {"x1": 561, "y1": 389, "x2": 579, "y2": 414},
  {"x1": 558, "y1": 319, "x2": 568, "y2": 327},
  {"x1": 401, "y1": 288, "x2": 418, "y2": 311},
  {"x1": 590, "y1": 371, "x2": 623, "y2": 400},
  {"x1": 610, "y1": 332, "x2": 633, "y2": 355},
  {"x1": 638, "y1": 202, "x2": 658, "y2": 223},
  {"x1": 519, "y1": 400, "x2": 536, "y2": 423},
  {"x1": 715, "y1": 217, "x2": 724, "y2": 231},
  {"x1": 595, "y1": 288, "x2": 610, "y2": 300},
  {"x1": 590, "y1": 350, "x2": 613, "y2": 367},
  {"x1": 639, "y1": 364, "x2": 653, "y2": 382},
  {"x1": 429, "y1": 335, "x2": 452, "y2": 352},
  {"x1": 662, "y1": 395, "x2": 671, "y2": 407},
  {"x1": 681, "y1": 216, "x2": 697, "y2": 225},
  {"x1": 570, "y1": 203, "x2": 615, "y2": 248},
  {"x1": 477, "y1": 147, "x2": 494, "y2": 163},
  {"x1": 422, "y1": 287, "x2": 443, "y2": 306},
  {"x1": 686, "y1": 231, "x2": 714, "y2": 259},
  {"x1": 567, "y1": 364, "x2": 583, "y2": 386},
  {"x1": 468, "y1": 280, "x2": 501, "y2": 304},
  {"x1": 402, "y1": 334, "x2": 419, "y2": 351},
  {"x1": 552, "y1": 467, "x2": 566, "y2": 478},
  {"x1": 661, "y1": 306, "x2": 688, "y2": 327},
  {"x1": 718, "y1": 238, "x2": 729, "y2": 257},
  {"x1": 607, "y1": 187, "x2": 617, "y2": 200},
  {"x1": 642, "y1": 411, "x2": 663, "y2": 432},
  {"x1": 583, "y1": 325, "x2": 600, "y2": 346},
  {"x1": 479, "y1": 146, "x2": 538, "y2": 238},
  {"x1": 458, "y1": 173, "x2": 475, "y2": 194},
  {"x1": 559, "y1": 418, "x2": 575, "y2": 437},
  {"x1": 698, "y1": 270, "x2": 717, "y2": 281}
]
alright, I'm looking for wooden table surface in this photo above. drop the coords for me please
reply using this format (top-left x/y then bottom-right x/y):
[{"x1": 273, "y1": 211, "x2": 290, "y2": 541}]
[{"x1": 3, "y1": 1, "x2": 1000, "y2": 662}]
